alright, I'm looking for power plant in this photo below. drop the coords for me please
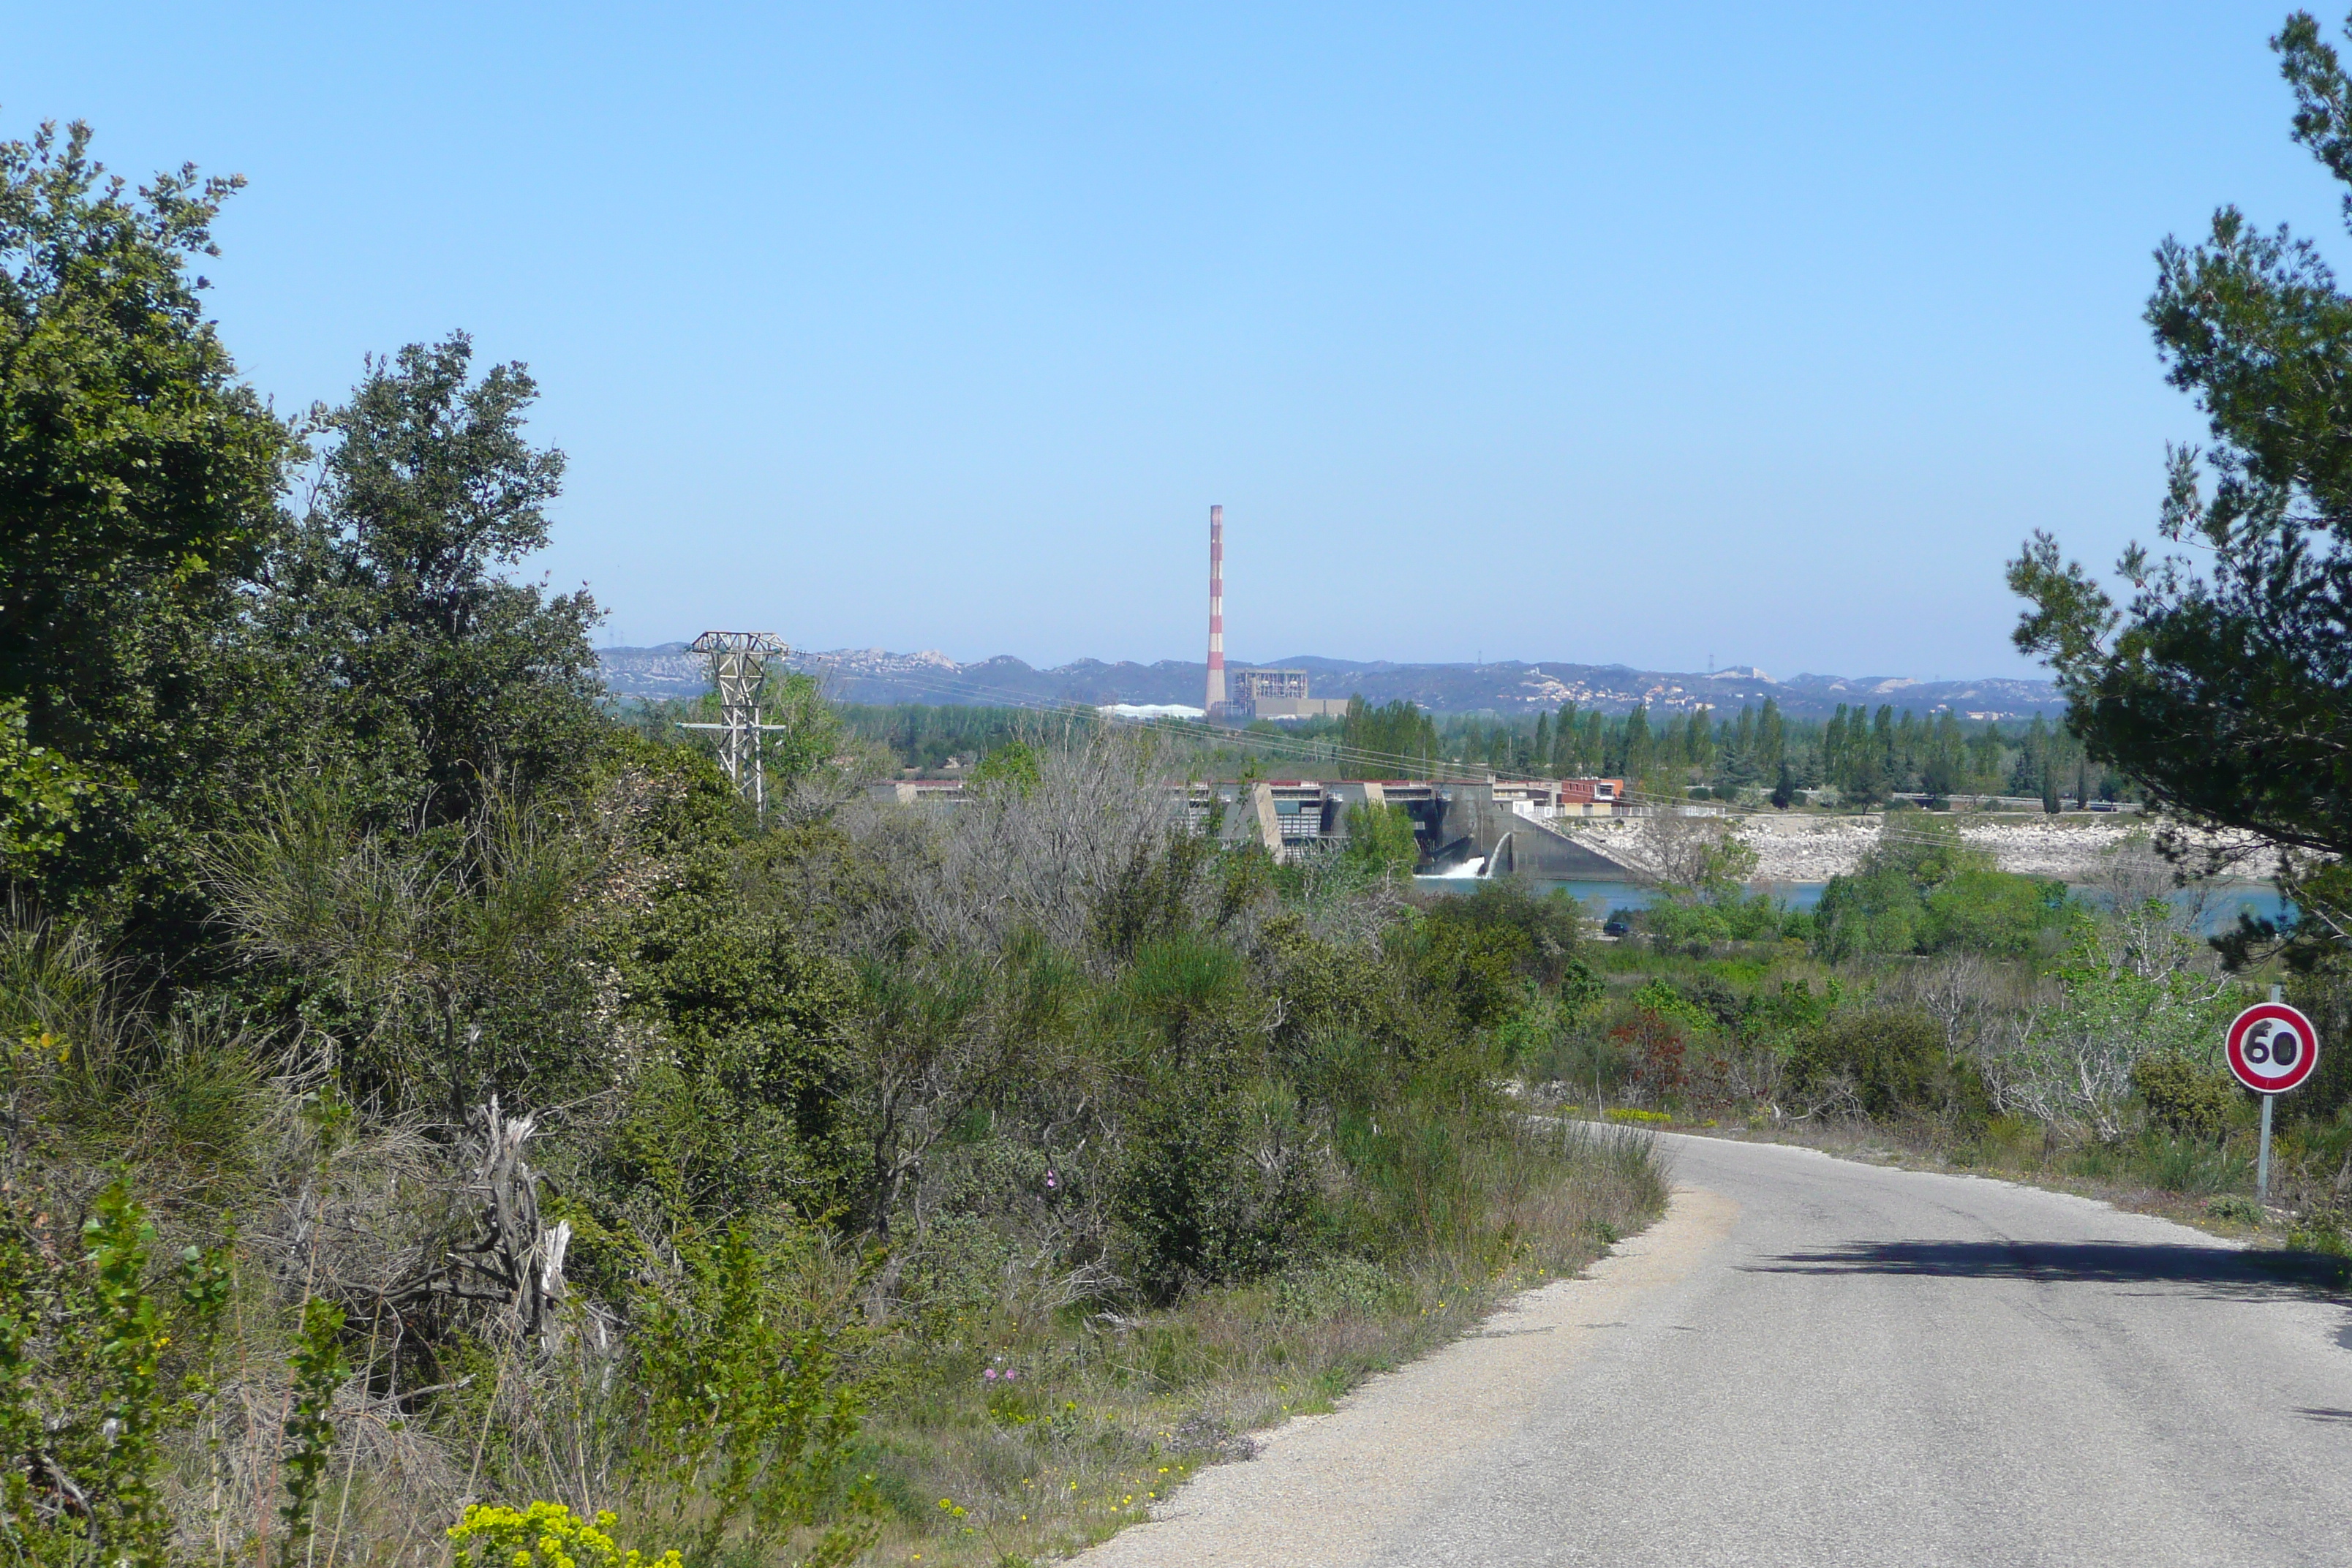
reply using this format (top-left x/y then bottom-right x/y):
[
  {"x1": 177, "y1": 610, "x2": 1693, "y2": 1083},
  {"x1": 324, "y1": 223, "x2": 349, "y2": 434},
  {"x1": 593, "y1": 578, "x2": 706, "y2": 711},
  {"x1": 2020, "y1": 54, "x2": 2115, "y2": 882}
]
[
  {"x1": 864, "y1": 500, "x2": 1644, "y2": 879},
  {"x1": 1201, "y1": 504, "x2": 1346, "y2": 722}
]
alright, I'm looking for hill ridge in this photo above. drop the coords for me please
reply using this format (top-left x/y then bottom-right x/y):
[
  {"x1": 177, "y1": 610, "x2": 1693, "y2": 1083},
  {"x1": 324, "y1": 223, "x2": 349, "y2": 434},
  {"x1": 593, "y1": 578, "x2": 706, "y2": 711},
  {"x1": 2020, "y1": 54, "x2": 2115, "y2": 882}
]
[{"x1": 596, "y1": 644, "x2": 2063, "y2": 722}]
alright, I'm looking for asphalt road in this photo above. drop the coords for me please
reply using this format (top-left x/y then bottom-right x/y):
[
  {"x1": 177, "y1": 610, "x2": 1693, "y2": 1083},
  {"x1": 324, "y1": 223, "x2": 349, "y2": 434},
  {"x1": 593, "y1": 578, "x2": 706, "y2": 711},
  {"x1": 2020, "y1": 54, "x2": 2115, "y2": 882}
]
[{"x1": 1076, "y1": 1133, "x2": 2352, "y2": 1567}]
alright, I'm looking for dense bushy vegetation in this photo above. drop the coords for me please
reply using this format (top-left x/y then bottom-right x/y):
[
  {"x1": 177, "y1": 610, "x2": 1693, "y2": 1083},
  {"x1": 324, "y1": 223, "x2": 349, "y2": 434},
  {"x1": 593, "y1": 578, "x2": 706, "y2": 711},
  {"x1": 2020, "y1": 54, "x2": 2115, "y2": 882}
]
[
  {"x1": 1543, "y1": 815, "x2": 2352, "y2": 1229},
  {"x1": 0, "y1": 120, "x2": 1664, "y2": 1568},
  {"x1": 1808, "y1": 818, "x2": 2072, "y2": 960}
]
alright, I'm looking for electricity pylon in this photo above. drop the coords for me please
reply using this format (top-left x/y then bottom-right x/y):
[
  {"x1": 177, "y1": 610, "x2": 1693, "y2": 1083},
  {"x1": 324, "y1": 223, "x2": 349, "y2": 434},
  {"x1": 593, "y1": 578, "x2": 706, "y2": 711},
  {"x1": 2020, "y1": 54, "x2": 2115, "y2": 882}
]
[{"x1": 679, "y1": 631, "x2": 792, "y2": 818}]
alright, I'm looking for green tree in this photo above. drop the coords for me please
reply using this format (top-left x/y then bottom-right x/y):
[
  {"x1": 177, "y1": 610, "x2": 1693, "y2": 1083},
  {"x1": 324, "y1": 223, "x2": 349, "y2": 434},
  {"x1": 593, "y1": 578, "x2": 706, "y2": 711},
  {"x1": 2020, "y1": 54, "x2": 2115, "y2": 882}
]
[
  {"x1": 256, "y1": 333, "x2": 603, "y2": 829},
  {"x1": 1814, "y1": 817, "x2": 2069, "y2": 960},
  {"x1": 2012, "y1": 12, "x2": 2352, "y2": 893},
  {"x1": 1688, "y1": 708, "x2": 1717, "y2": 772},
  {"x1": 1341, "y1": 696, "x2": 1436, "y2": 774},
  {"x1": 1548, "y1": 704, "x2": 1577, "y2": 774},
  {"x1": 0, "y1": 121, "x2": 290, "y2": 920},
  {"x1": 1341, "y1": 801, "x2": 1420, "y2": 881},
  {"x1": 970, "y1": 738, "x2": 1041, "y2": 791},
  {"x1": 1613, "y1": 704, "x2": 1652, "y2": 785},
  {"x1": 0, "y1": 701, "x2": 88, "y2": 879},
  {"x1": 1755, "y1": 696, "x2": 1786, "y2": 772},
  {"x1": 1921, "y1": 710, "x2": 1966, "y2": 797},
  {"x1": 611, "y1": 845, "x2": 860, "y2": 1218}
]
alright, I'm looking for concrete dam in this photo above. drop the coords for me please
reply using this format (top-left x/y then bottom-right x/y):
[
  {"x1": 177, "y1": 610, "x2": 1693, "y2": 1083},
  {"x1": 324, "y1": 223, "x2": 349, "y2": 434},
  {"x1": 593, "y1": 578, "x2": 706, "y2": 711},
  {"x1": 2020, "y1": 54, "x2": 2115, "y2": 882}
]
[
  {"x1": 871, "y1": 775, "x2": 1643, "y2": 878},
  {"x1": 1185, "y1": 778, "x2": 1637, "y2": 878}
]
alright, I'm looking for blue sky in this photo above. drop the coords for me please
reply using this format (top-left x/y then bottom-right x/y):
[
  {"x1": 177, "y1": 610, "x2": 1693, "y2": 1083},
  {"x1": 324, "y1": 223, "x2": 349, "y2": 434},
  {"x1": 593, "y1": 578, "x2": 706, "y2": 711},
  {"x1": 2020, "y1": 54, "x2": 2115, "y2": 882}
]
[{"x1": 16, "y1": 3, "x2": 2351, "y2": 676}]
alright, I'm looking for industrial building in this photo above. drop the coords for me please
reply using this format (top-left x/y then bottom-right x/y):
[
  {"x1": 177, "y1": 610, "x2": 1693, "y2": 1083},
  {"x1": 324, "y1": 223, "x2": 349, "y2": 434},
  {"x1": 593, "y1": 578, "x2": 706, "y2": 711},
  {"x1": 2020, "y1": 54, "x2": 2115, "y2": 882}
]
[
  {"x1": 1229, "y1": 667, "x2": 1349, "y2": 722},
  {"x1": 1202, "y1": 506, "x2": 1350, "y2": 722}
]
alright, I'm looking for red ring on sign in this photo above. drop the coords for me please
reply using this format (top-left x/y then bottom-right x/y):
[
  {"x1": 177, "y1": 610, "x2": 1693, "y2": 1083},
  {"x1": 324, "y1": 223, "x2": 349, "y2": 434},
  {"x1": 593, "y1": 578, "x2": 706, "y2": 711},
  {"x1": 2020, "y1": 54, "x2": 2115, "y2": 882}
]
[{"x1": 2225, "y1": 1002, "x2": 2321, "y2": 1094}]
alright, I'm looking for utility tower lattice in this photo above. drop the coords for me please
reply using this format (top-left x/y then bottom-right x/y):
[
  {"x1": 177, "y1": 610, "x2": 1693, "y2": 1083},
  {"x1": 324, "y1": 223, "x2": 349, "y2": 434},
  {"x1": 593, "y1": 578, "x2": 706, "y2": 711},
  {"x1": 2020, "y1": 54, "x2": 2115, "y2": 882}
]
[{"x1": 679, "y1": 631, "x2": 792, "y2": 818}]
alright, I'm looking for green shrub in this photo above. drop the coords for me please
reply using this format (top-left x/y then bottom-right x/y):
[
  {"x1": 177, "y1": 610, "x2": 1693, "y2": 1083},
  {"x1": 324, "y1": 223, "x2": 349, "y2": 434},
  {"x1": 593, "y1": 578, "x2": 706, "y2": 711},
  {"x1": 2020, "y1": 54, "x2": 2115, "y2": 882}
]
[
  {"x1": 279, "y1": 1297, "x2": 351, "y2": 1564},
  {"x1": 1629, "y1": 980, "x2": 1720, "y2": 1035},
  {"x1": 0, "y1": 1179, "x2": 230, "y2": 1568},
  {"x1": 630, "y1": 1226, "x2": 875, "y2": 1563},
  {"x1": 2131, "y1": 1055, "x2": 2237, "y2": 1142},
  {"x1": 2280, "y1": 968, "x2": 2352, "y2": 1126},
  {"x1": 1642, "y1": 891, "x2": 1794, "y2": 946},
  {"x1": 2140, "y1": 1133, "x2": 2242, "y2": 1195},
  {"x1": 1267, "y1": 1256, "x2": 1402, "y2": 1320},
  {"x1": 1793, "y1": 1008, "x2": 1989, "y2": 1123},
  {"x1": 1339, "y1": 802, "x2": 1420, "y2": 882},
  {"x1": 1114, "y1": 1079, "x2": 1316, "y2": 1302},
  {"x1": 1409, "y1": 919, "x2": 1531, "y2": 1032},
  {"x1": 1417, "y1": 881, "x2": 1586, "y2": 987},
  {"x1": 2287, "y1": 1205, "x2": 2351, "y2": 1258},
  {"x1": 1921, "y1": 870, "x2": 2070, "y2": 955},
  {"x1": 1813, "y1": 818, "x2": 2070, "y2": 959},
  {"x1": 2206, "y1": 1195, "x2": 2265, "y2": 1225}
]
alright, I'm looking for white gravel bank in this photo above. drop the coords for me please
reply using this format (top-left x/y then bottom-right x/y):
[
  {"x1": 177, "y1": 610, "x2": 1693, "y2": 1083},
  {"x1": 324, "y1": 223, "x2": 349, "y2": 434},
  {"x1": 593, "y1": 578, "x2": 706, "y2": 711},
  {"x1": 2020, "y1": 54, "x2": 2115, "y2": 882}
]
[{"x1": 1565, "y1": 812, "x2": 2186, "y2": 883}]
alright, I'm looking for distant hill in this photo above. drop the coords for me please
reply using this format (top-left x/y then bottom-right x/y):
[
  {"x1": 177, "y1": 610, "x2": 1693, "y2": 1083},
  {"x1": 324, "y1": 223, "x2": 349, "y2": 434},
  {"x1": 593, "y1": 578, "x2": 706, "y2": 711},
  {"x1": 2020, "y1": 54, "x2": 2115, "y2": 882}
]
[{"x1": 598, "y1": 644, "x2": 2065, "y2": 722}]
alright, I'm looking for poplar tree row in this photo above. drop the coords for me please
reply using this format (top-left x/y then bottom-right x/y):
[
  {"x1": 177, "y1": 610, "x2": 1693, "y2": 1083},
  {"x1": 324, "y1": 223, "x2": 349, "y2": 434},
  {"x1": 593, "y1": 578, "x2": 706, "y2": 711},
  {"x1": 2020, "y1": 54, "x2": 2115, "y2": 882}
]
[{"x1": 1383, "y1": 701, "x2": 2124, "y2": 806}]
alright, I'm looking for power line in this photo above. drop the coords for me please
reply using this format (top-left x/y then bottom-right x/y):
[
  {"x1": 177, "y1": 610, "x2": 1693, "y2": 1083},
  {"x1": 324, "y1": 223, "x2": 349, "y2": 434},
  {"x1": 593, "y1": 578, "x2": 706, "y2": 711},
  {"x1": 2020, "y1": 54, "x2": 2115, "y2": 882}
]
[{"x1": 700, "y1": 656, "x2": 2065, "y2": 837}]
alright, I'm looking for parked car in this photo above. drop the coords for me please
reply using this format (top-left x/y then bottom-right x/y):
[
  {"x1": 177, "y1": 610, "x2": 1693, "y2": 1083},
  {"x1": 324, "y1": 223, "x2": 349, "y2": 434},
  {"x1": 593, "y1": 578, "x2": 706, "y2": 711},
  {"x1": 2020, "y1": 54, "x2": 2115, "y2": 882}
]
[{"x1": 1602, "y1": 913, "x2": 1634, "y2": 938}]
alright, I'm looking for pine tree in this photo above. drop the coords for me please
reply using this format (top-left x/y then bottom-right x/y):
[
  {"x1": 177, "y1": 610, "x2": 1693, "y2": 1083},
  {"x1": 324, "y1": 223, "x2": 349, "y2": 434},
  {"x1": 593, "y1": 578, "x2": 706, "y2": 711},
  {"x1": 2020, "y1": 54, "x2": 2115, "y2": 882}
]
[{"x1": 2010, "y1": 12, "x2": 2352, "y2": 872}]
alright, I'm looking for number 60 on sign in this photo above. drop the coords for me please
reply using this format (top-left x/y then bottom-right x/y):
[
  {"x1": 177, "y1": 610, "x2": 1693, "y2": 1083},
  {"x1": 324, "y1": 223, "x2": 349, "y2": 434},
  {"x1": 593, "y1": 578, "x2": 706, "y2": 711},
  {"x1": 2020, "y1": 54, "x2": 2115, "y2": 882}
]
[{"x1": 2225, "y1": 1002, "x2": 2321, "y2": 1095}]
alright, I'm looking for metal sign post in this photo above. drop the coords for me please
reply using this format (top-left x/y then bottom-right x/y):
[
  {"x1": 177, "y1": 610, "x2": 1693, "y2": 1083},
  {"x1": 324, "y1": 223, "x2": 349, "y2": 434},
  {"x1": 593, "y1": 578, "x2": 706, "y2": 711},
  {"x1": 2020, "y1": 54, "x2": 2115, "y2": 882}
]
[
  {"x1": 2258, "y1": 1086, "x2": 2274, "y2": 1203},
  {"x1": 2225, "y1": 987, "x2": 2321, "y2": 1204},
  {"x1": 2260, "y1": 983, "x2": 2278, "y2": 1202}
]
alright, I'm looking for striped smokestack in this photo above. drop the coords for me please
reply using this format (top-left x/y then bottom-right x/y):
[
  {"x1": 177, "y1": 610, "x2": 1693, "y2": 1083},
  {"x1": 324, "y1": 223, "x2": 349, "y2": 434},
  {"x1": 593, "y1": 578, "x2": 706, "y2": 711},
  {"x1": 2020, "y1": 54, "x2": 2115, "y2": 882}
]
[{"x1": 1205, "y1": 504, "x2": 1226, "y2": 717}]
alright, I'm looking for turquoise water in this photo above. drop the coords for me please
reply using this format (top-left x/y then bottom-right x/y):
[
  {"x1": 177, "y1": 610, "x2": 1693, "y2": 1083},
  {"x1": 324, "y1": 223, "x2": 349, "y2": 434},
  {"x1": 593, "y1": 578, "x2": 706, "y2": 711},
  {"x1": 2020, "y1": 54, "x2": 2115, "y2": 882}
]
[{"x1": 1412, "y1": 877, "x2": 2293, "y2": 935}]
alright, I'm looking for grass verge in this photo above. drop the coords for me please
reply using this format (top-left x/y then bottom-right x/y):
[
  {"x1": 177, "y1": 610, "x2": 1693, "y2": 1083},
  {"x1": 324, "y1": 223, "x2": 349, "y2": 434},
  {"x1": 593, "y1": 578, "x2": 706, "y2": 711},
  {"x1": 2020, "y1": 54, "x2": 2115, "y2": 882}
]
[{"x1": 852, "y1": 1123, "x2": 1668, "y2": 1567}]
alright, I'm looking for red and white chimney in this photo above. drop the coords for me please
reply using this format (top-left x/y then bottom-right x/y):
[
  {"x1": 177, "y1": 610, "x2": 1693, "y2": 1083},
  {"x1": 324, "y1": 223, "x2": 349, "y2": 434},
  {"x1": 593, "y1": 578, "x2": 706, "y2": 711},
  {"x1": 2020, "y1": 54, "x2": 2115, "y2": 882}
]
[{"x1": 1205, "y1": 504, "x2": 1226, "y2": 717}]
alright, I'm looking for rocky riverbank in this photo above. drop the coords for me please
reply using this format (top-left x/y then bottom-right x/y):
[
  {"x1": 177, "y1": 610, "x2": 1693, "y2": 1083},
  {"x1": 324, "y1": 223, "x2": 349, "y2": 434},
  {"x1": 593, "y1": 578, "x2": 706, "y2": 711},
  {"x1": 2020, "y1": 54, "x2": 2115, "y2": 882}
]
[{"x1": 1567, "y1": 811, "x2": 2241, "y2": 883}]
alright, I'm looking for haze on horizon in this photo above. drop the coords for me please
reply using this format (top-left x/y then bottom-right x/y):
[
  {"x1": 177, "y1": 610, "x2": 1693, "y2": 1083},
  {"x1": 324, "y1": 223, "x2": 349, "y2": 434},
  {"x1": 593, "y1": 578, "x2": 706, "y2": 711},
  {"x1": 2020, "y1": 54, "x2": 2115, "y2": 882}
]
[{"x1": 12, "y1": 2, "x2": 2340, "y2": 680}]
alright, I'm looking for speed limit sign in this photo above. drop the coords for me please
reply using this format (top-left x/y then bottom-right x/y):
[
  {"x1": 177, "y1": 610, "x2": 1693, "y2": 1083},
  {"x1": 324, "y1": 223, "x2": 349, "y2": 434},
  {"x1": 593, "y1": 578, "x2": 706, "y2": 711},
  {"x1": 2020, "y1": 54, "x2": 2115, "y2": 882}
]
[{"x1": 2225, "y1": 1002, "x2": 2321, "y2": 1095}]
